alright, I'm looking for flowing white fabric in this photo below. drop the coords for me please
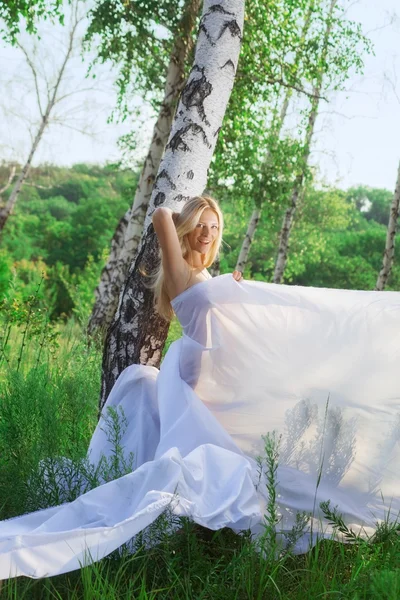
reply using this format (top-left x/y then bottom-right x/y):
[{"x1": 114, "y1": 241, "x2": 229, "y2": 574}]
[{"x1": 1, "y1": 273, "x2": 400, "y2": 579}]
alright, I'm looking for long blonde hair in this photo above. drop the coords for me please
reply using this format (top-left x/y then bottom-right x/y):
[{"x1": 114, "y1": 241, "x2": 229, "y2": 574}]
[{"x1": 152, "y1": 195, "x2": 223, "y2": 321}]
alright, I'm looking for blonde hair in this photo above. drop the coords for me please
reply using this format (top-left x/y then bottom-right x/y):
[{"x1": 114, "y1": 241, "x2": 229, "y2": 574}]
[{"x1": 152, "y1": 195, "x2": 223, "y2": 321}]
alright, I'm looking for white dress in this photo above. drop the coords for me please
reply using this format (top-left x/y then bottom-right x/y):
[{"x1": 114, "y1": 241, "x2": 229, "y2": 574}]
[{"x1": 1, "y1": 273, "x2": 400, "y2": 579}]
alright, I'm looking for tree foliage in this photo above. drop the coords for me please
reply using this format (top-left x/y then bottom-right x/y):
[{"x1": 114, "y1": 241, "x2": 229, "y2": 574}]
[
  {"x1": 0, "y1": 164, "x2": 135, "y2": 316},
  {"x1": 0, "y1": 0, "x2": 64, "y2": 41},
  {"x1": 86, "y1": 0, "x2": 193, "y2": 117}
]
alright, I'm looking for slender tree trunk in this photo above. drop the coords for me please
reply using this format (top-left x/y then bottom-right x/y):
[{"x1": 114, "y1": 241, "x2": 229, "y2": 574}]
[
  {"x1": 375, "y1": 161, "x2": 400, "y2": 291},
  {"x1": 0, "y1": 16, "x2": 79, "y2": 232},
  {"x1": 236, "y1": 206, "x2": 262, "y2": 272},
  {"x1": 235, "y1": 0, "x2": 315, "y2": 273},
  {"x1": 99, "y1": 0, "x2": 245, "y2": 411},
  {"x1": 88, "y1": 0, "x2": 202, "y2": 336},
  {"x1": 235, "y1": 93, "x2": 291, "y2": 273},
  {"x1": 0, "y1": 165, "x2": 16, "y2": 195},
  {"x1": 273, "y1": 0, "x2": 337, "y2": 284},
  {"x1": 209, "y1": 256, "x2": 220, "y2": 277},
  {"x1": 0, "y1": 116, "x2": 48, "y2": 230}
]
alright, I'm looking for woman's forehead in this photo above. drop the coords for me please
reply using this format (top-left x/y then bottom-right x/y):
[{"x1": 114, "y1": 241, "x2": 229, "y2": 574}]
[{"x1": 198, "y1": 208, "x2": 218, "y2": 223}]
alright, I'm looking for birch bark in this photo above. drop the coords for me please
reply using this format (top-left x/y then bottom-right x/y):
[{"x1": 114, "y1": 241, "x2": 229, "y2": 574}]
[
  {"x1": 100, "y1": 0, "x2": 245, "y2": 410},
  {"x1": 273, "y1": 0, "x2": 337, "y2": 284},
  {"x1": 375, "y1": 161, "x2": 400, "y2": 291},
  {"x1": 209, "y1": 256, "x2": 220, "y2": 277},
  {"x1": 88, "y1": 0, "x2": 202, "y2": 336},
  {"x1": 236, "y1": 206, "x2": 262, "y2": 272}
]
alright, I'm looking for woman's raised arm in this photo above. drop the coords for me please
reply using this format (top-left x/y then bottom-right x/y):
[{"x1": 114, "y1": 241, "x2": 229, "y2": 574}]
[{"x1": 152, "y1": 207, "x2": 187, "y2": 292}]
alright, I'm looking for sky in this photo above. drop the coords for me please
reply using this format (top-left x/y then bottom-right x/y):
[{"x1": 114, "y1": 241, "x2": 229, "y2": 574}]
[{"x1": 0, "y1": 0, "x2": 399, "y2": 192}]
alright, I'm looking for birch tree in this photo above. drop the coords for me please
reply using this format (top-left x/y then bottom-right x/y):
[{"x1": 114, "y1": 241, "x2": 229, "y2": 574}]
[
  {"x1": 235, "y1": 0, "x2": 316, "y2": 273},
  {"x1": 235, "y1": 93, "x2": 293, "y2": 273},
  {"x1": 0, "y1": 1, "x2": 96, "y2": 233},
  {"x1": 87, "y1": 0, "x2": 202, "y2": 336},
  {"x1": 272, "y1": 0, "x2": 371, "y2": 283},
  {"x1": 375, "y1": 161, "x2": 400, "y2": 291},
  {"x1": 100, "y1": 0, "x2": 245, "y2": 410},
  {"x1": 88, "y1": 0, "x2": 328, "y2": 331}
]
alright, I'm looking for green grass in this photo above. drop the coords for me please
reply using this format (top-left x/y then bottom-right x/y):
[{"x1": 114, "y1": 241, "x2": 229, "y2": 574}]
[{"x1": 1, "y1": 315, "x2": 400, "y2": 598}]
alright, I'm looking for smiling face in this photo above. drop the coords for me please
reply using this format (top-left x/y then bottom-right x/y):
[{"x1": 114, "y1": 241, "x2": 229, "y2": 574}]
[{"x1": 186, "y1": 207, "x2": 219, "y2": 258}]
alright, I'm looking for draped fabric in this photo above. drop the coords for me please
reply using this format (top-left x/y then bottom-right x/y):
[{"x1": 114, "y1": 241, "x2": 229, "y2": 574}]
[{"x1": 0, "y1": 274, "x2": 399, "y2": 579}]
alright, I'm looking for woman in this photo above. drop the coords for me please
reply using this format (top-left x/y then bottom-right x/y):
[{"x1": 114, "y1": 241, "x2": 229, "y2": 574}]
[
  {"x1": 151, "y1": 195, "x2": 242, "y2": 311},
  {"x1": 0, "y1": 195, "x2": 400, "y2": 579}
]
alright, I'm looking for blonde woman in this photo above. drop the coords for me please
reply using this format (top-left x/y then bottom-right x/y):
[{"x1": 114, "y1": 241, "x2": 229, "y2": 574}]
[
  {"x1": 151, "y1": 195, "x2": 242, "y2": 320},
  {"x1": 1, "y1": 195, "x2": 400, "y2": 578}
]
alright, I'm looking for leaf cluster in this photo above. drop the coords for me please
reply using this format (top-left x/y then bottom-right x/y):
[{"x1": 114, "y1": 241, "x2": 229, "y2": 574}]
[
  {"x1": 0, "y1": 0, "x2": 64, "y2": 41},
  {"x1": 85, "y1": 0, "x2": 191, "y2": 117}
]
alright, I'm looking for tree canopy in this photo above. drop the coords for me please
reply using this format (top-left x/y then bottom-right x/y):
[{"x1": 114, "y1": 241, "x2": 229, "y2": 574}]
[{"x1": 0, "y1": 0, "x2": 64, "y2": 40}]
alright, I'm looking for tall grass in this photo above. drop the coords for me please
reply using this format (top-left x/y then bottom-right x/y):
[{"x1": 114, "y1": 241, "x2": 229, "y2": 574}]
[{"x1": 1, "y1": 290, "x2": 400, "y2": 598}]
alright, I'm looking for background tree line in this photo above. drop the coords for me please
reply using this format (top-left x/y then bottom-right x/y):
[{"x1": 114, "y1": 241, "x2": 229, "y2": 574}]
[{"x1": 1, "y1": 160, "x2": 398, "y2": 317}]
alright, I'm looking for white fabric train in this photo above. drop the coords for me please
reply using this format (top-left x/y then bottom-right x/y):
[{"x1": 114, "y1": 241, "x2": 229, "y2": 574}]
[{"x1": 0, "y1": 273, "x2": 399, "y2": 579}]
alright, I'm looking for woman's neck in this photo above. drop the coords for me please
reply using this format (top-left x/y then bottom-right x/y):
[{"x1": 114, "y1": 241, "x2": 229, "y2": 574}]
[{"x1": 186, "y1": 251, "x2": 205, "y2": 270}]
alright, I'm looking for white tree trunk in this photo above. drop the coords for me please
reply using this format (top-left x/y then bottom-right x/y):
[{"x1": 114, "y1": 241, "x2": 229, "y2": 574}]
[
  {"x1": 0, "y1": 165, "x2": 16, "y2": 195},
  {"x1": 209, "y1": 256, "x2": 220, "y2": 277},
  {"x1": 273, "y1": 0, "x2": 337, "y2": 284},
  {"x1": 375, "y1": 161, "x2": 400, "y2": 291},
  {"x1": 0, "y1": 117, "x2": 47, "y2": 230},
  {"x1": 100, "y1": 0, "x2": 245, "y2": 409},
  {"x1": 88, "y1": 0, "x2": 202, "y2": 336},
  {"x1": 235, "y1": 206, "x2": 262, "y2": 272}
]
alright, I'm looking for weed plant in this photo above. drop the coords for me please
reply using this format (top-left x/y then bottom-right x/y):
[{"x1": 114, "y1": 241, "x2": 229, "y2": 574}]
[{"x1": 1, "y1": 286, "x2": 400, "y2": 598}]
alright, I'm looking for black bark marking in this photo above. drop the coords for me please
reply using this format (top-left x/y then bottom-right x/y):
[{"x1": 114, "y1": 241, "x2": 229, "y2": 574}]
[
  {"x1": 153, "y1": 192, "x2": 166, "y2": 207},
  {"x1": 181, "y1": 71, "x2": 212, "y2": 125},
  {"x1": 199, "y1": 3, "x2": 235, "y2": 37},
  {"x1": 221, "y1": 59, "x2": 235, "y2": 71},
  {"x1": 155, "y1": 169, "x2": 177, "y2": 190},
  {"x1": 214, "y1": 126, "x2": 222, "y2": 137},
  {"x1": 207, "y1": 5, "x2": 235, "y2": 16},
  {"x1": 100, "y1": 227, "x2": 170, "y2": 410},
  {"x1": 199, "y1": 6, "x2": 242, "y2": 46},
  {"x1": 174, "y1": 194, "x2": 192, "y2": 203},
  {"x1": 217, "y1": 19, "x2": 242, "y2": 41},
  {"x1": 167, "y1": 123, "x2": 212, "y2": 152},
  {"x1": 187, "y1": 170, "x2": 194, "y2": 179},
  {"x1": 198, "y1": 23, "x2": 216, "y2": 46}
]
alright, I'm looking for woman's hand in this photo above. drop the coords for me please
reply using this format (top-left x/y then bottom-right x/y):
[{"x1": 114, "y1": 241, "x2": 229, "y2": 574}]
[{"x1": 232, "y1": 270, "x2": 243, "y2": 282}]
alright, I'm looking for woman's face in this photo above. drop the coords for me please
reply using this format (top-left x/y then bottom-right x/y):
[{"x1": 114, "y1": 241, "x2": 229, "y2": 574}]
[{"x1": 186, "y1": 208, "x2": 219, "y2": 256}]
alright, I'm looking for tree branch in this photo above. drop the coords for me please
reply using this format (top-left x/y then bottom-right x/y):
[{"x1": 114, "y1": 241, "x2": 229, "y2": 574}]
[
  {"x1": 16, "y1": 41, "x2": 44, "y2": 117},
  {"x1": 0, "y1": 165, "x2": 16, "y2": 194},
  {"x1": 236, "y1": 72, "x2": 328, "y2": 101}
]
